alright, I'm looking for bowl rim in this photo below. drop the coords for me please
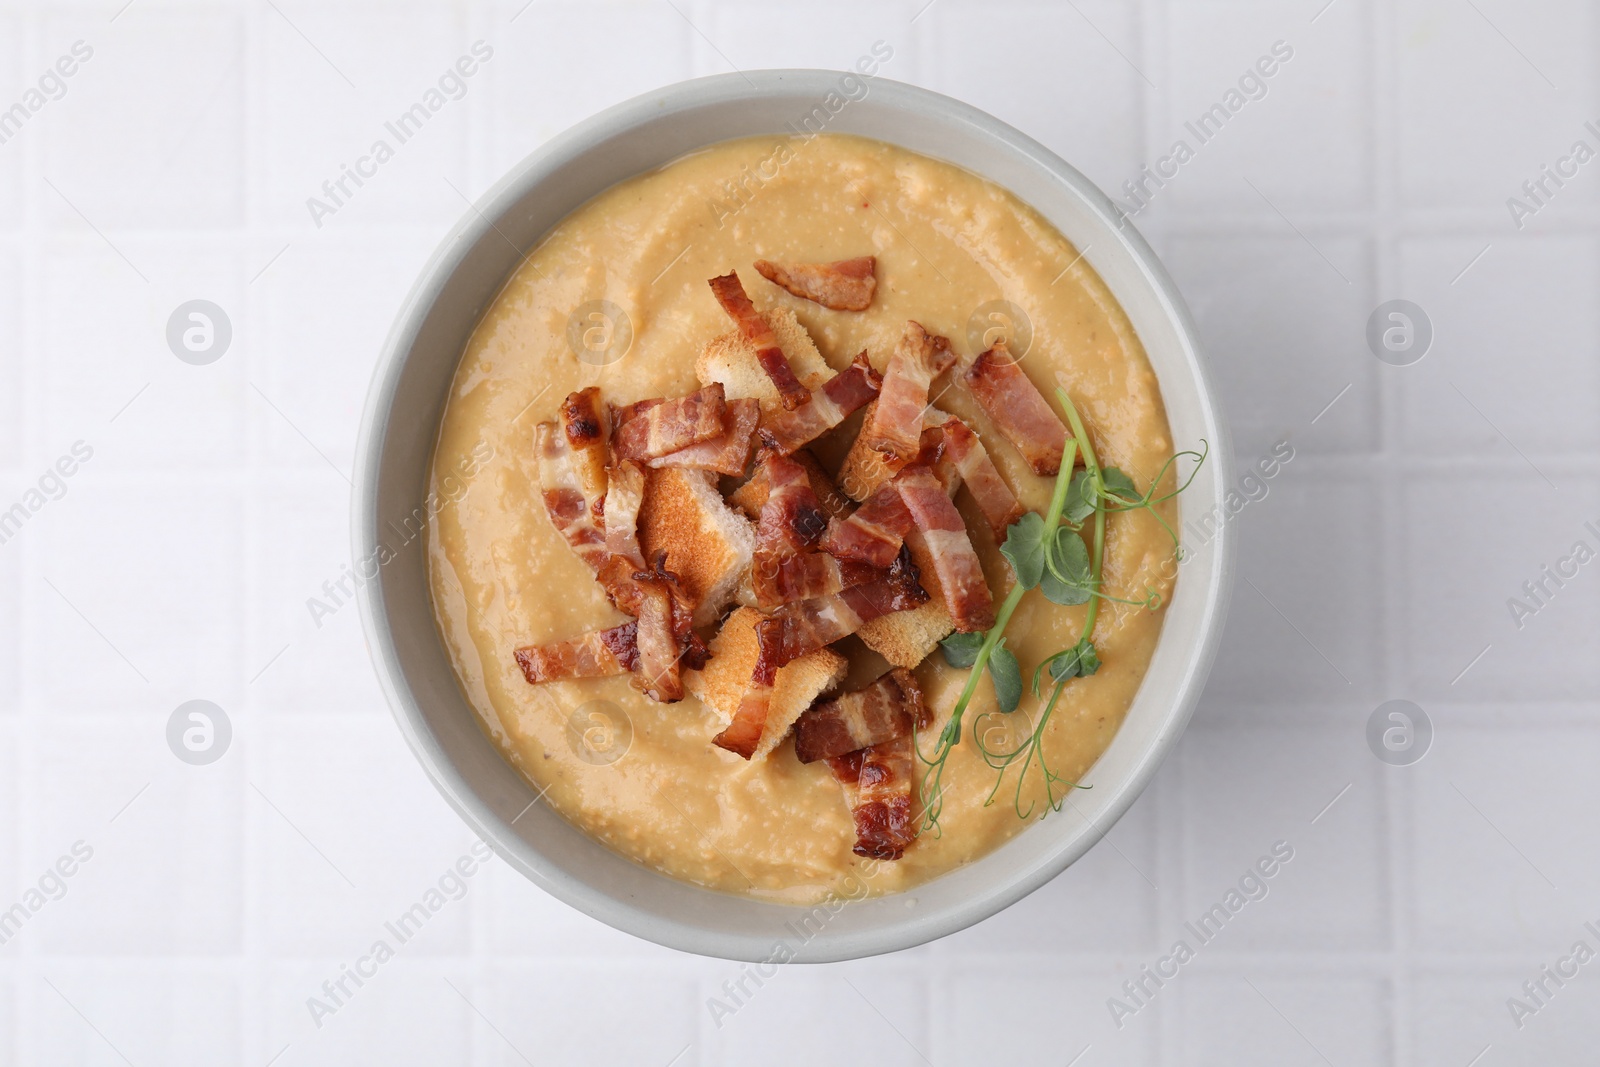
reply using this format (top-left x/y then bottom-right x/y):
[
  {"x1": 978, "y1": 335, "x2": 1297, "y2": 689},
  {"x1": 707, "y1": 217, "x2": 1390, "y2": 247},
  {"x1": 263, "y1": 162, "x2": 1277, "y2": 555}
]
[{"x1": 354, "y1": 68, "x2": 1234, "y2": 962}]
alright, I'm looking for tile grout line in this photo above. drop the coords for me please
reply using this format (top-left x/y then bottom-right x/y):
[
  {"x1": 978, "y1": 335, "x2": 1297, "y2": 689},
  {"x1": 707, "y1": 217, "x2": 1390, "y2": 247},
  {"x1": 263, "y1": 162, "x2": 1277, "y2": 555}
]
[
  {"x1": 16, "y1": 10, "x2": 43, "y2": 1064},
  {"x1": 1370, "y1": 0, "x2": 1414, "y2": 1060},
  {"x1": 242, "y1": 1, "x2": 266, "y2": 1063}
]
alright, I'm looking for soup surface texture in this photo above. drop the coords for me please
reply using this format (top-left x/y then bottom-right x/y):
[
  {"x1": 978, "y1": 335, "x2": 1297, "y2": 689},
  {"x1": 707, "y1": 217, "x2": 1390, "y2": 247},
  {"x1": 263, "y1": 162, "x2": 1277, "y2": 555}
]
[{"x1": 428, "y1": 133, "x2": 1176, "y2": 903}]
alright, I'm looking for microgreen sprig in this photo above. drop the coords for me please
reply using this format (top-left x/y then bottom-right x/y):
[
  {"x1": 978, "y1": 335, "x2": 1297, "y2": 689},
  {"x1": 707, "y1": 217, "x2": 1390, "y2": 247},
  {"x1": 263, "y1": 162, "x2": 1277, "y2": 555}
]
[
  {"x1": 917, "y1": 385, "x2": 1208, "y2": 831},
  {"x1": 975, "y1": 389, "x2": 1206, "y2": 818},
  {"x1": 918, "y1": 431, "x2": 1080, "y2": 832},
  {"x1": 963, "y1": 388, "x2": 1106, "y2": 819}
]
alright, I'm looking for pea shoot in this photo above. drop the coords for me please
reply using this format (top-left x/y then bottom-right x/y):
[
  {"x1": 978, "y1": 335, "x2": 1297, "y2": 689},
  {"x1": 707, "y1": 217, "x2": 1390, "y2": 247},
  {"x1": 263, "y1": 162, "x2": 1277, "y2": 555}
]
[{"x1": 917, "y1": 387, "x2": 1206, "y2": 830}]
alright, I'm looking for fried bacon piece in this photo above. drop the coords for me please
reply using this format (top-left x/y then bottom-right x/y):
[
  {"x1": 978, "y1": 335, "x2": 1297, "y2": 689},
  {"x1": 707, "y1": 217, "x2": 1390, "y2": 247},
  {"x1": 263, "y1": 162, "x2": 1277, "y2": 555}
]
[
  {"x1": 821, "y1": 426, "x2": 954, "y2": 566},
  {"x1": 759, "y1": 351, "x2": 882, "y2": 455},
  {"x1": 750, "y1": 452, "x2": 833, "y2": 607},
  {"x1": 753, "y1": 256, "x2": 877, "y2": 312},
  {"x1": 755, "y1": 552, "x2": 887, "y2": 608},
  {"x1": 513, "y1": 622, "x2": 639, "y2": 684},
  {"x1": 611, "y1": 396, "x2": 662, "y2": 427},
  {"x1": 621, "y1": 553, "x2": 709, "y2": 702},
  {"x1": 535, "y1": 421, "x2": 610, "y2": 573},
  {"x1": 584, "y1": 552, "x2": 706, "y2": 701},
  {"x1": 859, "y1": 322, "x2": 957, "y2": 462},
  {"x1": 730, "y1": 448, "x2": 852, "y2": 522},
  {"x1": 602, "y1": 460, "x2": 647, "y2": 568},
  {"x1": 794, "y1": 668, "x2": 924, "y2": 764},
  {"x1": 678, "y1": 628, "x2": 712, "y2": 673},
  {"x1": 896, "y1": 466, "x2": 995, "y2": 632},
  {"x1": 753, "y1": 452, "x2": 828, "y2": 555},
  {"x1": 913, "y1": 423, "x2": 960, "y2": 497},
  {"x1": 646, "y1": 397, "x2": 759, "y2": 477},
  {"x1": 827, "y1": 734, "x2": 917, "y2": 859},
  {"x1": 630, "y1": 575, "x2": 682, "y2": 702},
  {"x1": 715, "y1": 685, "x2": 770, "y2": 759},
  {"x1": 959, "y1": 342, "x2": 1069, "y2": 476},
  {"x1": 611, "y1": 384, "x2": 727, "y2": 461},
  {"x1": 939, "y1": 417, "x2": 1024, "y2": 541},
  {"x1": 559, "y1": 387, "x2": 609, "y2": 518},
  {"x1": 820, "y1": 480, "x2": 915, "y2": 568},
  {"x1": 594, "y1": 554, "x2": 643, "y2": 614},
  {"x1": 709, "y1": 272, "x2": 811, "y2": 410},
  {"x1": 752, "y1": 550, "x2": 928, "y2": 680}
]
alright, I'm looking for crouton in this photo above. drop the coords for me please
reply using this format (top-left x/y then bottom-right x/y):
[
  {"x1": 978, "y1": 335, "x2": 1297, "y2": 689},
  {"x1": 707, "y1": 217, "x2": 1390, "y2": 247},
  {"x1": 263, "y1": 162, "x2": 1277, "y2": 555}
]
[
  {"x1": 697, "y1": 305, "x2": 833, "y2": 404},
  {"x1": 854, "y1": 528, "x2": 956, "y2": 668},
  {"x1": 637, "y1": 467, "x2": 755, "y2": 626},
  {"x1": 686, "y1": 607, "x2": 848, "y2": 760}
]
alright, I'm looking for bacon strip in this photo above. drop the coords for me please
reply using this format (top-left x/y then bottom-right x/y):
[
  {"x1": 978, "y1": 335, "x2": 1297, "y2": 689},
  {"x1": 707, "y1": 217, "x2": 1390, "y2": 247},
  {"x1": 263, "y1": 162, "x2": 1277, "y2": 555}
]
[
  {"x1": 602, "y1": 460, "x2": 647, "y2": 568},
  {"x1": 708, "y1": 272, "x2": 811, "y2": 410},
  {"x1": 611, "y1": 384, "x2": 727, "y2": 461},
  {"x1": 645, "y1": 398, "x2": 758, "y2": 476},
  {"x1": 754, "y1": 551, "x2": 882, "y2": 607},
  {"x1": 753, "y1": 452, "x2": 827, "y2": 555},
  {"x1": 663, "y1": 571, "x2": 711, "y2": 675},
  {"x1": 794, "y1": 668, "x2": 923, "y2": 763},
  {"x1": 678, "y1": 628, "x2": 712, "y2": 673},
  {"x1": 925, "y1": 426, "x2": 962, "y2": 497},
  {"x1": 535, "y1": 421, "x2": 609, "y2": 573},
  {"x1": 760, "y1": 351, "x2": 882, "y2": 455},
  {"x1": 715, "y1": 685, "x2": 770, "y2": 759},
  {"x1": 630, "y1": 575, "x2": 683, "y2": 702},
  {"x1": 753, "y1": 256, "x2": 877, "y2": 312},
  {"x1": 859, "y1": 323, "x2": 957, "y2": 462},
  {"x1": 587, "y1": 552, "x2": 707, "y2": 701},
  {"x1": 612, "y1": 397, "x2": 662, "y2": 427},
  {"x1": 896, "y1": 466, "x2": 995, "y2": 632},
  {"x1": 827, "y1": 733, "x2": 917, "y2": 859},
  {"x1": 821, "y1": 426, "x2": 951, "y2": 566},
  {"x1": 513, "y1": 622, "x2": 639, "y2": 684},
  {"x1": 752, "y1": 550, "x2": 927, "y2": 681},
  {"x1": 820, "y1": 481, "x2": 915, "y2": 568},
  {"x1": 559, "y1": 388, "x2": 609, "y2": 518},
  {"x1": 959, "y1": 342, "x2": 1069, "y2": 476},
  {"x1": 625, "y1": 552, "x2": 709, "y2": 701},
  {"x1": 751, "y1": 452, "x2": 832, "y2": 607},
  {"x1": 730, "y1": 448, "x2": 852, "y2": 522},
  {"x1": 939, "y1": 418, "x2": 1024, "y2": 540}
]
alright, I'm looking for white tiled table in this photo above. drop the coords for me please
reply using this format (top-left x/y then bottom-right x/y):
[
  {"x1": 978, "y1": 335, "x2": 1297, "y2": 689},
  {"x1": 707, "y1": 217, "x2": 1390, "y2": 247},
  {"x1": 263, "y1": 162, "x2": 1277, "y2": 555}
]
[{"x1": 3, "y1": 1, "x2": 1597, "y2": 1064}]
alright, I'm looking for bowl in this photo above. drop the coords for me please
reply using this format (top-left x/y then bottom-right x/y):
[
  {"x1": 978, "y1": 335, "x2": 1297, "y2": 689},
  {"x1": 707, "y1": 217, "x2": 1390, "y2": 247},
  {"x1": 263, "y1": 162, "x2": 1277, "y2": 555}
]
[{"x1": 353, "y1": 69, "x2": 1234, "y2": 963}]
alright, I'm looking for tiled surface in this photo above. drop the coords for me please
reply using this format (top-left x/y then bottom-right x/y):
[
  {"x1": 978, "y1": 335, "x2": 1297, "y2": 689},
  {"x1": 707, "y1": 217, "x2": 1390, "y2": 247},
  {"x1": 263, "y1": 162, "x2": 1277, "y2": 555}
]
[{"x1": 0, "y1": 1, "x2": 1595, "y2": 1063}]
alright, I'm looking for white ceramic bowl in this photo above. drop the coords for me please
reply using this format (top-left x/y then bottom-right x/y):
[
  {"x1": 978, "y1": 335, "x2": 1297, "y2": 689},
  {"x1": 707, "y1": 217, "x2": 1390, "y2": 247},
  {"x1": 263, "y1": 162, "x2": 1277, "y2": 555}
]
[{"x1": 354, "y1": 70, "x2": 1233, "y2": 963}]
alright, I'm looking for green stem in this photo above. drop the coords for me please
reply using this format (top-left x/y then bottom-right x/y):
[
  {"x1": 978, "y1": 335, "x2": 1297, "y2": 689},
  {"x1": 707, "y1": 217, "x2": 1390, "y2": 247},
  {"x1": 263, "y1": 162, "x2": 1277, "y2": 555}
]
[
  {"x1": 1057, "y1": 388, "x2": 1104, "y2": 639},
  {"x1": 1085, "y1": 504, "x2": 1106, "y2": 637},
  {"x1": 1045, "y1": 438, "x2": 1080, "y2": 528},
  {"x1": 1014, "y1": 677, "x2": 1069, "y2": 819}
]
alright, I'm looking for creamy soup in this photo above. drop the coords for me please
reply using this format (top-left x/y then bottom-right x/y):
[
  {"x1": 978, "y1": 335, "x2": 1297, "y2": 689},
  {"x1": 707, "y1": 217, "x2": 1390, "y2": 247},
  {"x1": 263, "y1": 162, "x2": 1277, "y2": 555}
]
[{"x1": 427, "y1": 133, "x2": 1177, "y2": 904}]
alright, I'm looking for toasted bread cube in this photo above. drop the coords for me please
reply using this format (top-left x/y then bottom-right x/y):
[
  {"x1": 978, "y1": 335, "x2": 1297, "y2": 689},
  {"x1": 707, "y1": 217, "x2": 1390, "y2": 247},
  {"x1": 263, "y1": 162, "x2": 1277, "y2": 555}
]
[
  {"x1": 686, "y1": 607, "x2": 848, "y2": 761},
  {"x1": 697, "y1": 305, "x2": 833, "y2": 405},
  {"x1": 637, "y1": 467, "x2": 755, "y2": 627}
]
